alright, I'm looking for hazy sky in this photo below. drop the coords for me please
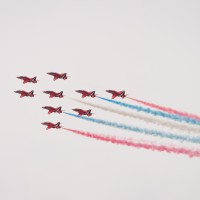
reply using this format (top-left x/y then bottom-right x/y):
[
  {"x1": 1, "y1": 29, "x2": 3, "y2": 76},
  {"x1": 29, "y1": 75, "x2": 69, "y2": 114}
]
[{"x1": 1, "y1": 0, "x2": 200, "y2": 200}]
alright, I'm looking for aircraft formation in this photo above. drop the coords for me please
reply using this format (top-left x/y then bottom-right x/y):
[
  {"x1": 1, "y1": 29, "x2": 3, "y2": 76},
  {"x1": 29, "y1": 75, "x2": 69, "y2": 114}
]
[
  {"x1": 15, "y1": 72, "x2": 127, "y2": 130},
  {"x1": 14, "y1": 72, "x2": 200, "y2": 157}
]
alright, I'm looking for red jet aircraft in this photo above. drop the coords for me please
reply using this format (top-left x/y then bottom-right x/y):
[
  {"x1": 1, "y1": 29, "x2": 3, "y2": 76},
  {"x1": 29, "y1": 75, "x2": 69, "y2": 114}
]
[
  {"x1": 41, "y1": 122, "x2": 61, "y2": 130},
  {"x1": 14, "y1": 90, "x2": 35, "y2": 98},
  {"x1": 43, "y1": 91, "x2": 64, "y2": 98},
  {"x1": 106, "y1": 90, "x2": 127, "y2": 99},
  {"x1": 75, "y1": 90, "x2": 96, "y2": 98},
  {"x1": 47, "y1": 72, "x2": 69, "y2": 81},
  {"x1": 42, "y1": 106, "x2": 63, "y2": 114},
  {"x1": 17, "y1": 76, "x2": 38, "y2": 84},
  {"x1": 72, "y1": 109, "x2": 93, "y2": 117}
]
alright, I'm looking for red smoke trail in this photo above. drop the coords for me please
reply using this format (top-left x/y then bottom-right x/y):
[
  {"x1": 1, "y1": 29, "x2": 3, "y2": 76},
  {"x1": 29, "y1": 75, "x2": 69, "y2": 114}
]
[
  {"x1": 128, "y1": 97, "x2": 200, "y2": 122},
  {"x1": 63, "y1": 128, "x2": 200, "y2": 158}
]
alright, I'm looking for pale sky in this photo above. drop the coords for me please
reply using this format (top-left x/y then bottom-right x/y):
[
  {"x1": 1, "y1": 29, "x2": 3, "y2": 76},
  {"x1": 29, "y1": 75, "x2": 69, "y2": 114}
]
[{"x1": 1, "y1": 0, "x2": 200, "y2": 200}]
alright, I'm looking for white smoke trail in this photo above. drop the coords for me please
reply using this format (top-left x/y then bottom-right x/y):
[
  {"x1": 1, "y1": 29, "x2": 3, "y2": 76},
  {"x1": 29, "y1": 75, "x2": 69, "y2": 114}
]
[{"x1": 70, "y1": 98, "x2": 200, "y2": 134}]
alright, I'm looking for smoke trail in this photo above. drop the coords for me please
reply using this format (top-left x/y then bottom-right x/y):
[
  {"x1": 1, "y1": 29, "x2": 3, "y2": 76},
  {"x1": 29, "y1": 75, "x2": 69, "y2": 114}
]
[
  {"x1": 70, "y1": 98, "x2": 200, "y2": 134},
  {"x1": 63, "y1": 128, "x2": 200, "y2": 158},
  {"x1": 64, "y1": 112, "x2": 200, "y2": 144},
  {"x1": 128, "y1": 97, "x2": 200, "y2": 122},
  {"x1": 98, "y1": 97, "x2": 200, "y2": 126}
]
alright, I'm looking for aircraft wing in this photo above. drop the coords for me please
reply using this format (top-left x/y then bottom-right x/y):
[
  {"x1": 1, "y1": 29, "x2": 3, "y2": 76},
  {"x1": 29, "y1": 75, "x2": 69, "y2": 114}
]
[
  {"x1": 23, "y1": 79, "x2": 29, "y2": 84},
  {"x1": 112, "y1": 94, "x2": 117, "y2": 99},
  {"x1": 49, "y1": 94, "x2": 55, "y2": 98},
  {"x1": 20, "y1": 93, "x2": 26, "y2": 98},
  {"x1": 53, "y1": 76, "x2": 59, "y2": 81},
  {"x1": 48, "y1": 109, "x2": 54, "y2": 114},
  {"x1": 82, "y1": 93, "x2": 88, "y2": 98}
]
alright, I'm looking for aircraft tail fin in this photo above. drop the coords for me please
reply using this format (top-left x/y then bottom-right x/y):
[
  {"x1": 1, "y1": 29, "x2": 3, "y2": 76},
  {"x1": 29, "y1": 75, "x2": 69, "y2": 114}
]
[
  {"x1": 87, "y1": 109, "x2": 92, "y2": 116},
  {"x1": 31, "y1": 77, "x2": 37, "y2": 83},
  {"x1": 56, "y1": 122, "x2": 61, "y2": 128},
  {"x1": 91, "y1": 91, "x2": 96, "y2": 97},
  {"x1": 59, "y1": 91, "x2": 63, "y2": 97},
  {"x1": 57, "y1": 107, "x2": 62, "y2": 112},
  {"x1": 112, "y1": 94, "x2": 117, "y2": 99},
  {"x1": 29, "y1": 90, "x2": 34, "y2": 96}
]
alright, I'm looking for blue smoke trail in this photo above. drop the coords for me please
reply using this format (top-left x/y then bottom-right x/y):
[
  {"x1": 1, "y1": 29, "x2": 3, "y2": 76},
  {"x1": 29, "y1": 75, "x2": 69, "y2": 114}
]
[
  {"x1": 98, "y1": 97, "x2": 200, "y2": 126},
  {"x1": 64, "y1": 112, "x2": 200, "y2": 144}
]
